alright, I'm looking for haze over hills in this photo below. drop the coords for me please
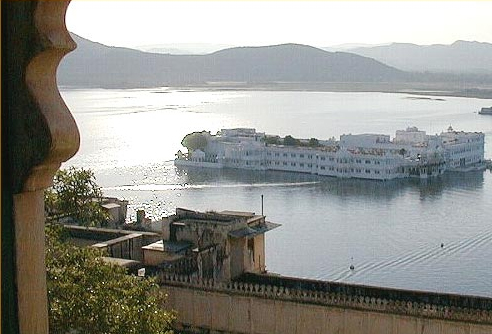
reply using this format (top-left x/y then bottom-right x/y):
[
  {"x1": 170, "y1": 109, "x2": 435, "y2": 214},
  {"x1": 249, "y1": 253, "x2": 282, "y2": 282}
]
[
  {"x1": 57, "y1": 33, "x2": 407, "y2": 88},
  {"x1": 346, "y1": 41, "x2": 492, "y2": 74},
  {"x1": 134, "y1": 43, "x2": 235, "y2": 55},
  {"x1": 321, "y1": 43, "x2": 390, "y2": 52},
  {"x1": 130, "y1": 41, "x2": 492, "y2": 76},
  {"x1": 136, "y1": 43, "x2": 385, "y2": 55}
]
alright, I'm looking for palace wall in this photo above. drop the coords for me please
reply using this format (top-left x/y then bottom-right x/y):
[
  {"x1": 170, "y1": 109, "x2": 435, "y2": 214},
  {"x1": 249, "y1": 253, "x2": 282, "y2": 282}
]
[{"x1": 160, "y1": 274, "x2": 492, "y2": 334}]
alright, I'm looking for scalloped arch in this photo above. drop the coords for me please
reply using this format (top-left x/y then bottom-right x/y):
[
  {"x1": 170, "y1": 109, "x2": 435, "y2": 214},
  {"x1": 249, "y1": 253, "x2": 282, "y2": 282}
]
[
  {"x1": 24, "y1": 0, "x2": 79, "y2": 192},
  {"x1": 9, "y1": 2, "x2": 79, "y2": 334}
]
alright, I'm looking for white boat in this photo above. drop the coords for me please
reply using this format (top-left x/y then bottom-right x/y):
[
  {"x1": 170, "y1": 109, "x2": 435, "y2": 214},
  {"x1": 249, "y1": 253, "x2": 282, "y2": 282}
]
[{"x1": 479, "y1": 107, "x2": 492, "y2": 115}]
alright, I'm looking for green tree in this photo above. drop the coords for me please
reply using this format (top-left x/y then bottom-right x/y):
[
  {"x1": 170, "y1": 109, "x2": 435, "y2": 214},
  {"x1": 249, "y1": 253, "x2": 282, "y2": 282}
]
[
  {"x1": 46, "y1": 224, "x2": 175, "y2": 334},
  {"x1": 308, "y1": 138, "x2": 320, "y2": 147},
  {"x1": 181, "y1": 131, "x2": 209, "y2": 151},
  {"x1": 264, "y1": 136, "x2": 281, "y2": 145},
  {"x1": 283, "y1": 135, "x2": 300, "y2": 146},
  {"x1": 45, "y1": 167, "x2": 109, "y2": 227}
]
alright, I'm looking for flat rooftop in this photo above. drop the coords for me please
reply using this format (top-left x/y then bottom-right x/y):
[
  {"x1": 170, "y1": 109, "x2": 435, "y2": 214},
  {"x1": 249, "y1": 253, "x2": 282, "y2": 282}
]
[
  {"x1": 101, "y1": 203, "x2": 120, "y2": 209},
  {"x1": 173, "y1": 208, "x2": 261, "y2": 226},
  {"x1": 142, "y1": 240, "x2": 192, "y2": 253},
  {"x1": 173, "y1": 218, "x2": 237, "y2": 226},
  {"x1": 220, "y1": 210, "x2": 255, "y2": 217},
  {"x1": 171, "y1": 208, "x2": 281, "y2": 234}
]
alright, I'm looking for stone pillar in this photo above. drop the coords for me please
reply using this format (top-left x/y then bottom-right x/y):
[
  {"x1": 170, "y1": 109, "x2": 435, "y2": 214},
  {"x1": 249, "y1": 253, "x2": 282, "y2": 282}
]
[
  {"x1": 2, "y1": 1, "x2": 78, "y2": 333},
  {"x1": 13, "y1": 192, "x2": 50, "y2": 334}
]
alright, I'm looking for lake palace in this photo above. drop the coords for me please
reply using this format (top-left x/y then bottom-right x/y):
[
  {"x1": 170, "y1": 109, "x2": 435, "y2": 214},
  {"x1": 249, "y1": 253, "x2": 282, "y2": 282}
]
[{"x1": 175, "y1": 126, "x2": 485, "y2": 180}]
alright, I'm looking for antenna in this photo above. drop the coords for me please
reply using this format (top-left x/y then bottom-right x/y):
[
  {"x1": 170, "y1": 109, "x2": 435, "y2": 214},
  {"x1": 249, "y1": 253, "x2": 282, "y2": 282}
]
[{"x1": 261, "y1": 194, "x2": 264, "y2": 216}]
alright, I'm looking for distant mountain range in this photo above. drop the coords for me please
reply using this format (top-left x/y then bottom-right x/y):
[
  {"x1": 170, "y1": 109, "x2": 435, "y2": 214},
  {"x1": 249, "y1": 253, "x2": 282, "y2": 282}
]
[
  {"x1": 58, "y1": 34, "x2": 492, "y2": 89},
  {"x1": 134, "y1": 43, "x2": 234, "y2": 55},
  {"x1": 57, "y1": 34, "x2": 407, "y2": 88},
  {"x1": 128, "y1": 41, "x2": 492, "y2": 75},
  {"x1": 344, "y1": 41, "x2": 492, "y2": 74}
]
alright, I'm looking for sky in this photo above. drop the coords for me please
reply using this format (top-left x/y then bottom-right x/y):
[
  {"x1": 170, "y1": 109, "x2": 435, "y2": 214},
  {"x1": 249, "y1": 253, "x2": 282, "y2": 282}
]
[{"x1": 66, "y1": 1, "x2": 492, "y2": 48}]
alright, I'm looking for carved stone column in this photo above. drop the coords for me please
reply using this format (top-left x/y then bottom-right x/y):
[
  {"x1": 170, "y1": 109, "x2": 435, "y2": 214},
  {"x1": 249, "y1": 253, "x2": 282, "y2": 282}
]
[{"x1": 2, "y1": 1, "x2": 79, "y2": 333}]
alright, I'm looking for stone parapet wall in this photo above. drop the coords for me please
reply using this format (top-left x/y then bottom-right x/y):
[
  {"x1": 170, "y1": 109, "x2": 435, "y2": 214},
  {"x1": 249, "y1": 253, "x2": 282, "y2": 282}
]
[
  {"x1": 158, "y1": 273, "x2": 492, "y2": 326},
  {"x1": 238, "y1": 272, "x2": 492, "y2": 316}
]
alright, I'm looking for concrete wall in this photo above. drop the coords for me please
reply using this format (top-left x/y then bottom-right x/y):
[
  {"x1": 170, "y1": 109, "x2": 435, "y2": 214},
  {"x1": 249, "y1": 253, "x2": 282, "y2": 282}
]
[
  {"x1": 143, "y1": 247, "x2": 168, "y2": 266},
  {"x1": 230, "y1": 238, "x2": 245, "y2": 280},
  {"x1": 159, "y1": 275, "x2": 492, "y2": 334},
  {"x1": 165, "y1": 285, "x2": 492, "y2": 334},
  {"x1": 253, "y1": 234, "x2": 265, "y2": 272}
]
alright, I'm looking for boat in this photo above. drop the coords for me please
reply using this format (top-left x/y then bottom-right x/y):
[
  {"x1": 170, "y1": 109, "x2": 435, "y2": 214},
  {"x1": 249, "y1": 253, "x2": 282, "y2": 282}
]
[{"x1": 479, "y1": 107, "x2": 492, "y2": 115}]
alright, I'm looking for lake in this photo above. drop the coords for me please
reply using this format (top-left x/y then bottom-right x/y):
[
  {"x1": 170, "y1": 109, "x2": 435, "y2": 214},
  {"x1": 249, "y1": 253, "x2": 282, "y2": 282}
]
[{"x1": 60, "y1": 88, "x2": 492, "y2": 297}]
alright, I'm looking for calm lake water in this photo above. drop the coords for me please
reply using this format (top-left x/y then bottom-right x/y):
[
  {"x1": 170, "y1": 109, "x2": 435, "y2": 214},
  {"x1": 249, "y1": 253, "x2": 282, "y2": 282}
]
[{"x1": 61, "y1": 88, "x2": 492, "y2": 297}]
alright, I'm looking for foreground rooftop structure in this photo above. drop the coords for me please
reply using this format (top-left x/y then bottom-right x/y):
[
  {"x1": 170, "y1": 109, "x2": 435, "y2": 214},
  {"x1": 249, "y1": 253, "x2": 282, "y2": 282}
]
[
  {"x1": 63, "y1": 208, "x2": 492, "y2": 333},
  {"x1": 142, "y1": 208, "x2": 280, "y2": 282}
]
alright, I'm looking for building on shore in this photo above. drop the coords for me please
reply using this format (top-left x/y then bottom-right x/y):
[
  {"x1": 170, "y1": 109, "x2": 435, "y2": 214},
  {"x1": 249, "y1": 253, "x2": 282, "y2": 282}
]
[
  {"x1": 175, "y1": 126, "x2": 485, "y2": 180},
  {"x1": 100, "y1": 196, "x2": 128, "y2": 227},
  {"x1": 142, "y1": 208, "x2": 280, "y2": 282}
]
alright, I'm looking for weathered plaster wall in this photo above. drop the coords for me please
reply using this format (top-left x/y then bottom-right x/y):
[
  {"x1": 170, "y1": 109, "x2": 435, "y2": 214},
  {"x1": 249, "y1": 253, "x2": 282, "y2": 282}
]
[
  {"x1": 230, "y1": 237, "x2": 246, "y2": 279},
  {"x1": 165, "y1": 285, "x2": 492, "y2": 334},
  {"x1": 253, "y1": 234, "x2": 265, "y2": 272}
]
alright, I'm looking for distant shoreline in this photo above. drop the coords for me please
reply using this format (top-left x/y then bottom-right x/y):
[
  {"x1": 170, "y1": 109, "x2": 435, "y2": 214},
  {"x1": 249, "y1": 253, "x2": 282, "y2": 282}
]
[
  {"x1": 59, "y1": 82, "x2": 492, "y2": 100},
  {"x1": 177, "y1": 82, "x2": 492, "y2": 100}
]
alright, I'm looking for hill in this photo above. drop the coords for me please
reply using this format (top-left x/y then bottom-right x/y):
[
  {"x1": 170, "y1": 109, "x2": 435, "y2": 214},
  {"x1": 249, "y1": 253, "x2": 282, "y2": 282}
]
[
  {"x1": 134, "y1": 43, "x2": 234, "y2": 55},
  {"x1": 57, "y1": 34, "x2": 407, "y2": 88},
  {"x1": 346, "y1": 41, "x2": 492, "y2": 74}
]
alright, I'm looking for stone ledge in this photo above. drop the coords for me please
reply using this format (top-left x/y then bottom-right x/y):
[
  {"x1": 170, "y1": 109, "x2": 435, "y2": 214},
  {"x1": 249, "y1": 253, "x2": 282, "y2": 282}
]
[{"x1": 158, "y1": 273, "x2": 492, "y2": 324}]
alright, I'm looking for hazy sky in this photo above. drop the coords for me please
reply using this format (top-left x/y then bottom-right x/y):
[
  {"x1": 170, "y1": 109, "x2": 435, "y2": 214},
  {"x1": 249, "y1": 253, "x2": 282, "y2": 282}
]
[{"x1": 66, "y1": 1, "x2": 492, "y2": 48}]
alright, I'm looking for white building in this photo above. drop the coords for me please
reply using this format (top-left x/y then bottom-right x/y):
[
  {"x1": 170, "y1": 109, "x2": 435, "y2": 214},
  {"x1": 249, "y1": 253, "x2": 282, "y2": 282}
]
[
  {"x1": 440, "y1": 126, "x2": 485, "y2": 171},
  {"x1": 175, "y1": 127, "x2": 485, "y2": 180}
]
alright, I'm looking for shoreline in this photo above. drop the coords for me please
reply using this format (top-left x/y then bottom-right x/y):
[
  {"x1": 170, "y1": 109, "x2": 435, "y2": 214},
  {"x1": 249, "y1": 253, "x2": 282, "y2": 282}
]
[
  {"x1": 177, "y1": 82, "x2": 492, "y2": 100},
  {"x1": 59, "y1": 82, "x2": 492, "y2": 100}
]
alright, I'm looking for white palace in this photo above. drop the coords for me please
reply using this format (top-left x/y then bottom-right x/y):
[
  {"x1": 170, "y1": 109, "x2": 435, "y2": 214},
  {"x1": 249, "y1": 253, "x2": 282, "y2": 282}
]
[{"x1": 175, "y1": 127, "x2": 485, "y2": 180}]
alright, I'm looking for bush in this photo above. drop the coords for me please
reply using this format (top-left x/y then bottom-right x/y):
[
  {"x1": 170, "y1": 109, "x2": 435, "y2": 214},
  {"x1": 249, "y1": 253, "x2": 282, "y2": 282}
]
[
  {"x1": 181, "y1": 131, "x2": 209, "y2": 151},
  {"x1": 283, "y1": 135, "x2": 301, "y2": 146},
  {"x1": 264, "y1": 136, "x2": 281, "y2": 145},
  {"x1": 45, "y1": 167, "x2": 109, "y2": 227},
  {"x1": 308, "y1": 138, "x2": 320, "y2": 147},
  {"x1": 46, "y1": 225, "x2": 175, "y2": 334}
]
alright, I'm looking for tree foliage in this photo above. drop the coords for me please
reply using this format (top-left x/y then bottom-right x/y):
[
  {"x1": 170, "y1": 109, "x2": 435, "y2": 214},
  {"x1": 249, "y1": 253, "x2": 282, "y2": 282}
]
[
  {"x1": 283, "y1": 135, "x2": 301, "y2": 146},
  {"x1": 181, "y1": 131, "x2": 209, "y2": 151},
  {"x1": 264, "y1": 136, "x2": 281, "y2": 145},
  {"x1": 46, "y1": 224, "x2": 175, "y2": 334},
  {"x1": 308, "y1": 138, "x2": 320, "y2": 147},
  {"x1": 45, "y1": 167, "x2": 109, "y2": 227}
]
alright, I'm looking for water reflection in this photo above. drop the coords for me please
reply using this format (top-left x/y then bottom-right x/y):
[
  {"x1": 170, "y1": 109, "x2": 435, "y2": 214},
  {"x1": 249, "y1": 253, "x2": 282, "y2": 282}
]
[{"x1": 176, "y1": 166, "x2": 485, "y2": 200}]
